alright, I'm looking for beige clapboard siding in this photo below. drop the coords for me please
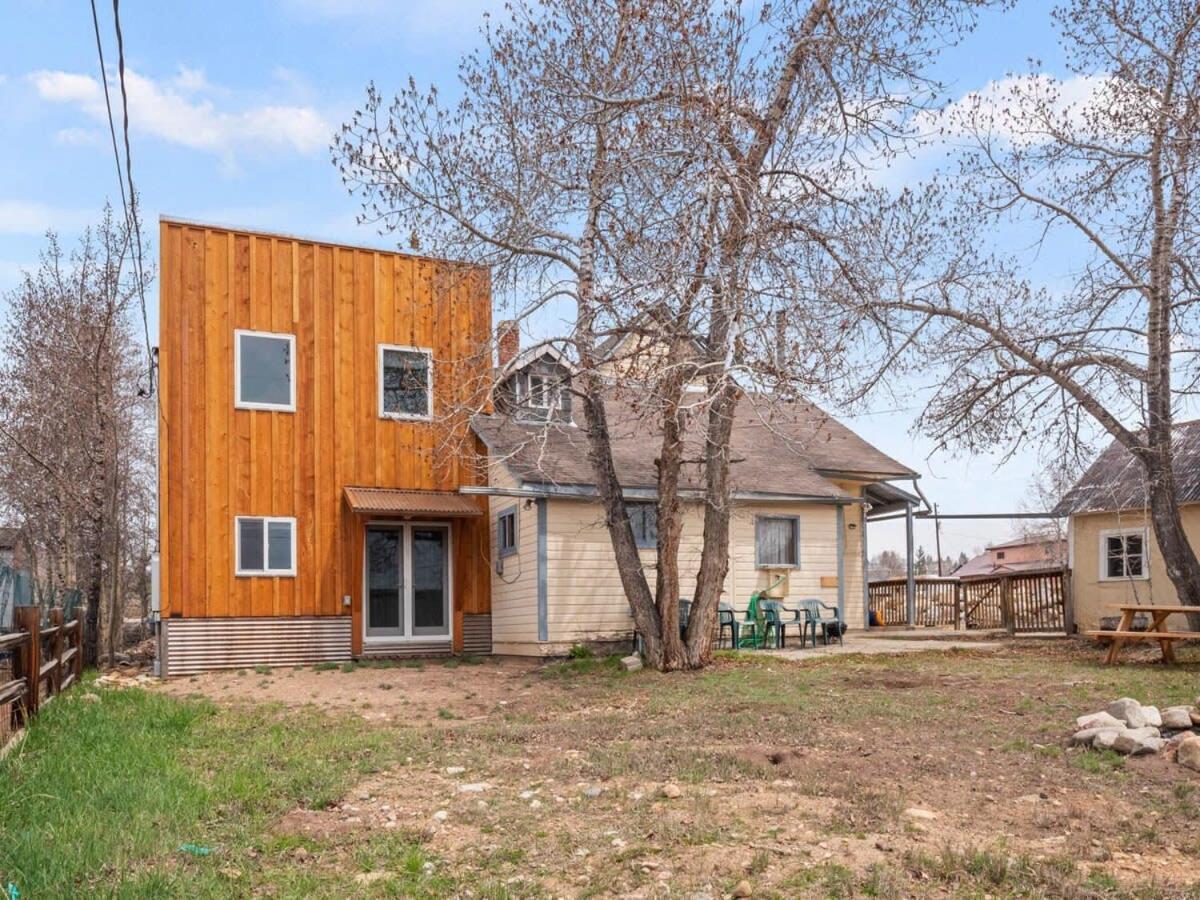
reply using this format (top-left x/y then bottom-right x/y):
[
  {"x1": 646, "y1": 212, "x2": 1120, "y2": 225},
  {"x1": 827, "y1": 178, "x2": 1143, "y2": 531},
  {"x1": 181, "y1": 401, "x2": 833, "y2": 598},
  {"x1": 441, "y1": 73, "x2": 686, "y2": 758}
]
[
  {"x1": 487, "y1": 465, "x2": 540, "y2": 644},
  {"x1": 1068, "y1": 506, "x2": 1200, "y2": 631}
]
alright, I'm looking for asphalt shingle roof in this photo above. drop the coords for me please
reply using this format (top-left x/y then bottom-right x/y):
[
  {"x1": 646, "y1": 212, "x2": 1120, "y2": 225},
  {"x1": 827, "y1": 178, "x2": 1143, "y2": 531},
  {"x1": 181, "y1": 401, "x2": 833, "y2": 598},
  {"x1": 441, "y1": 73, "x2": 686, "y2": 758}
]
[{"x1": 1054, "y1": 420, "x2": 1200, "y2": 515}]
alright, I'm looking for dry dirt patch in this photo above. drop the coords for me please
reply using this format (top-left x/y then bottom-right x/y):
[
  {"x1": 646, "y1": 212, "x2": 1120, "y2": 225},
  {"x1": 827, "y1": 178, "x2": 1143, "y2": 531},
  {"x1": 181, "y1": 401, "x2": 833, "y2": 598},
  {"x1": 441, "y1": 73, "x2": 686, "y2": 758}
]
[{"x1": 158, "y1": 644, "x2": 1200, "y2": 895}]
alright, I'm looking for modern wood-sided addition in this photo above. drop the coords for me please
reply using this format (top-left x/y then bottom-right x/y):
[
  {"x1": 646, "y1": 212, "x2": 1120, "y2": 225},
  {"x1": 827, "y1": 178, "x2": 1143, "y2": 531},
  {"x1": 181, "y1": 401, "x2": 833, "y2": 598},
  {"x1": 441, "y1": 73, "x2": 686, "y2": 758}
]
[{"x1": 157, "y1": 219, "x2": 492, "y2": 674}]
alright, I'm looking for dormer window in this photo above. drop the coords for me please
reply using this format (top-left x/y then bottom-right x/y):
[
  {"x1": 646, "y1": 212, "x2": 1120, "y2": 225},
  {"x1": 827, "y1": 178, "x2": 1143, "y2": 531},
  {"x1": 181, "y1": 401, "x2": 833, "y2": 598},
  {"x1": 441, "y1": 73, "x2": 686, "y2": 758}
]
[{"x1": 524, "y1": 373, "x2": 558, "y2": 411}]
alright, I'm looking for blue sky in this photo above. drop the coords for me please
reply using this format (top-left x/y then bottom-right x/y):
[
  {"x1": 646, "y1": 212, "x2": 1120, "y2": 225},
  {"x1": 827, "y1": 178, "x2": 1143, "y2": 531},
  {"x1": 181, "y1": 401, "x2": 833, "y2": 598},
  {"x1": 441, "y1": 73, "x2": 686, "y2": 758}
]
[{"x1": 0, "y1": 0, "x2": 1082, "y2": 560}]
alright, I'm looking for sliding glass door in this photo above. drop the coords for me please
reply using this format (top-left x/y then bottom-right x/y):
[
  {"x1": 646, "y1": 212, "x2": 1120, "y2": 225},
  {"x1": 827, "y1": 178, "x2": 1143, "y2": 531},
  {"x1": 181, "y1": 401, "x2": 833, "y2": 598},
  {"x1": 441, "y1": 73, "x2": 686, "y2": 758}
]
[{"x1": 364, "y1": 524, "x2": 450, "y2": 640}]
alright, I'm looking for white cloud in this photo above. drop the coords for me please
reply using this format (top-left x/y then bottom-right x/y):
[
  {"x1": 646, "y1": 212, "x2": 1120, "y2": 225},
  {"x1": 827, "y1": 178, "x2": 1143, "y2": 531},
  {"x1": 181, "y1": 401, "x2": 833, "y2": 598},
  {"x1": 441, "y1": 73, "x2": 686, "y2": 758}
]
[
  {"x1": 54, "y1": 126, "x2": 102, "y2": 147},
  {"x1": 0, "y1": 201, "x2": 95, "y2": 236},
  {"x1": 27, "y1": 66, "x2": 331, "y2": 160},
  {"x1": 920, "y1": 73, "x2": 1113, "y2": 146}
]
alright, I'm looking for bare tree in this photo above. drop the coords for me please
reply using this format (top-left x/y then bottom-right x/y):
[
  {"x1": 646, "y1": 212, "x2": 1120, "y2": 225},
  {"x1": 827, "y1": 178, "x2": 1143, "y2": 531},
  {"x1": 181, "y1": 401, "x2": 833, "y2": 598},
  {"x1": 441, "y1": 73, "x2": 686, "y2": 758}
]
[
  {"x1": 335, "y1": 0, "x2": 995, "y2": 669},
  {"x1": 852, "y1": 0, "x2": 1200, "y2": 627},
  {"x1": 0, "y1": 209, "x2": 154, "y2": 662}
]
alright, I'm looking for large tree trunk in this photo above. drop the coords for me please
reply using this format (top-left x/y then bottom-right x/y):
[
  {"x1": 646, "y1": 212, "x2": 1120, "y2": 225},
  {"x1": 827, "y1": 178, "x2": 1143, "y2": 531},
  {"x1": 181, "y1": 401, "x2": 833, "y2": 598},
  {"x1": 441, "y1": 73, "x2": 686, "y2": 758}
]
[
  {"x1": 1142, "y1": 453, "x2": 1200, "y2": 631},
  {"x1": 653, "y1": 353, "x2": 689, "y2": 671}
]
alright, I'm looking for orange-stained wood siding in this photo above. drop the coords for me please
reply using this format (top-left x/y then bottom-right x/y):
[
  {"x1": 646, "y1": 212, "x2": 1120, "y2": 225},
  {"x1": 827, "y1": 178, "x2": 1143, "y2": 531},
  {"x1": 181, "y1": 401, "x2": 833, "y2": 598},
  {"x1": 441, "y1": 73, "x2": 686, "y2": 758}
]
[{"x1": 158, "y1": 220, "x2": 493, "y2": 652}]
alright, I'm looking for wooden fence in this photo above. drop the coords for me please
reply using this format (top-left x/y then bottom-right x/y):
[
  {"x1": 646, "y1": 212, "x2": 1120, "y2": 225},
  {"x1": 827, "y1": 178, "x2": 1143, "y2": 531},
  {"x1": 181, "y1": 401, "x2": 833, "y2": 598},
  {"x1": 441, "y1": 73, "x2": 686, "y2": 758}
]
[
  {"x1": 1, "y1": 606, "x2": 84, "y2": 741},
  {"x1": 868, "y1": 569, "x2": 1070, "y2": 634}
]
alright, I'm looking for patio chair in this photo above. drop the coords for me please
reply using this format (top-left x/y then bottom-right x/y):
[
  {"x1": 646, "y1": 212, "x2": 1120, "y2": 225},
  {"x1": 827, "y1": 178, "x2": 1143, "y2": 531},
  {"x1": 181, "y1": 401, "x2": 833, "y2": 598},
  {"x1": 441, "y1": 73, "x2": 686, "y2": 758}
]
[
  {"x1": 718, "y1": 603, "x2": 740, "y2": 648},
  {"x1": 797, "y1": 598, "x2": 844, "y2": 646},
  {"x1": 761, "y1": 600, "x2": 795, "y2": 649}
]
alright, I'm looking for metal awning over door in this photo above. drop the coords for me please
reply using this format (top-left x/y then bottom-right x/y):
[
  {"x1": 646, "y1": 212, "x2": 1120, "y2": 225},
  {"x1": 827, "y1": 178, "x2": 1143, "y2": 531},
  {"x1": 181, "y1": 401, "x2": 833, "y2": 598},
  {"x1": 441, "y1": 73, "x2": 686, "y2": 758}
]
[{"x1": 343, "y1": 487, "x2": 483, "y2": 517}]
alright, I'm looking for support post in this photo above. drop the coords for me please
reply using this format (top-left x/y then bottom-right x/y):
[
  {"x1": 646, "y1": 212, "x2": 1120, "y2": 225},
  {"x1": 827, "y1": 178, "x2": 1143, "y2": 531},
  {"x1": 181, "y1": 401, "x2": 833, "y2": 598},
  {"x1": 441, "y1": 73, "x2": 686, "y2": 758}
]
[
  {"x1": 1001, "y1": 576, "x2": 1015, "y2": 635},
  {"x1": 49, "y1": 607, "x2": 63, "y2": 695},
  {"x1": 1061, "y1": 568, "x2": 1074, "y2": 635},
  {"x1": 74, "y1": 610, "x2": 84, "y2": 681},
  {"x1": 13, "y1": 606, "x2": 40, "y2": 720},
  {"x1": 905, "y1": 501, "x2": 915, "y2": 626}
]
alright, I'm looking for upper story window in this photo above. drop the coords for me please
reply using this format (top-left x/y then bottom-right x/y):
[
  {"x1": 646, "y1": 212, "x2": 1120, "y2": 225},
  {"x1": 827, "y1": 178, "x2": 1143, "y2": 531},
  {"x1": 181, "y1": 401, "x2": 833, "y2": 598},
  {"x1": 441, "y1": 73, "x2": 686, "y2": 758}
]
[
  {"x1": 1101, "y1": 529, "x2": 1148, "y2": 580},
  {"x1": 524, "y1": 372, "x2": 558, "y2": 410},
  {"x1": 995, "y1": 551, "x2": 1006, "y2": 561},
  {"x1": 627, "y1": 502, "x2": 657, "y2": 549},
  {"x1": 379, "y1": 345, "x2": 433, "y2": 420},
  {"x1": 756, "y1": 516, "x2": 800, "y2": 568},
  {"x1": 235, "y1": 330, "x2": 295, "y2": 411},
  {"x1": 235, "y1": 516, "x2": 296, "y2": 576}
]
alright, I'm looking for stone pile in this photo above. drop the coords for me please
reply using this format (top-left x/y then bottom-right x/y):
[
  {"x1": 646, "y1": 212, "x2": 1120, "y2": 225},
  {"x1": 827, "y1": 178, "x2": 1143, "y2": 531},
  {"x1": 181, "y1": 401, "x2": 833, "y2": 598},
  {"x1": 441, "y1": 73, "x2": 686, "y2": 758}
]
[{"x1": 1071, "y1": 696, "x2": 1200, "y2": 772}]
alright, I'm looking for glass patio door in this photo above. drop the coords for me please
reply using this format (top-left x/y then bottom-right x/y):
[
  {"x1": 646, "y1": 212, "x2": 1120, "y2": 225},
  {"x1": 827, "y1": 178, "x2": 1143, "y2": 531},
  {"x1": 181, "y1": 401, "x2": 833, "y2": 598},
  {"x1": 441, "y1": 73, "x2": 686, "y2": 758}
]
[{"x1": 364, "y1": 524, "x2": 450, "y2": 640}]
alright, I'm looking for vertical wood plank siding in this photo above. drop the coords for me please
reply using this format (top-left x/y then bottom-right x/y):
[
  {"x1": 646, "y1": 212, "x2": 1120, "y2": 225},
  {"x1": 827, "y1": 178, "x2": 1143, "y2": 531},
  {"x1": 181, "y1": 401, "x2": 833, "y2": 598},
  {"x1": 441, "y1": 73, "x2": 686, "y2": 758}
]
[{"x1": 159, "y1": 221, "x2": 493, "y2": 651}]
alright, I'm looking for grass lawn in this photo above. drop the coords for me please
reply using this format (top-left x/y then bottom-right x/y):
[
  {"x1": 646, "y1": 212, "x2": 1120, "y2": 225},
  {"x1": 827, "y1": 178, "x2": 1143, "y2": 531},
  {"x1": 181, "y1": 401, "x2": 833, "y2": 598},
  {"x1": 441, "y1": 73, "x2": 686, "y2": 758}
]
[{"x1": 2, "y1": 640, "x2": 1199, "y2": 897}]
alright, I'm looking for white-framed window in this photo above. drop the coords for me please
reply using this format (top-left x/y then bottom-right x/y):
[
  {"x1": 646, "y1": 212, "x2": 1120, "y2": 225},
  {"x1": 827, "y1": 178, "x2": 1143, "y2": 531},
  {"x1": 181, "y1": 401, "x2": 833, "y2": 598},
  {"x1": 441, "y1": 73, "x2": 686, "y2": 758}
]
[
  {"x1": 516, "y1": 371, "x2": 561, "y2": 412},
  {"x1": 234, "y1": 329, "x2": 296, "y2": 411},
  {"x1": 1100, "y1": 528, "x2": 1149, "y2": 580},
  {"x1": 379, "y1": 345, "x2": 433, "y2": 420},
  {"x1": 235, "y1": 516, "x2": 297, "y2": 576},
  {"x1": 627, "y1": 502, "x2": 657, "y2": 549},
  {"x1": 497, "y1": 505, "x2": 518, "y2": 557},
  {"x1": 756, "y1": 516, "x2": 800, "y2": 568}
]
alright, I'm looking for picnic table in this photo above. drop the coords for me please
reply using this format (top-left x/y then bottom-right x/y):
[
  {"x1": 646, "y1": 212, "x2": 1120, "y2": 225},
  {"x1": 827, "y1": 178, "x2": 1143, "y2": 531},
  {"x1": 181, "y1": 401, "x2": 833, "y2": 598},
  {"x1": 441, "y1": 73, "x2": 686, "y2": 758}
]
[{"x1": 1086, "y1": 605, "x2": 1200, "y2": 664}]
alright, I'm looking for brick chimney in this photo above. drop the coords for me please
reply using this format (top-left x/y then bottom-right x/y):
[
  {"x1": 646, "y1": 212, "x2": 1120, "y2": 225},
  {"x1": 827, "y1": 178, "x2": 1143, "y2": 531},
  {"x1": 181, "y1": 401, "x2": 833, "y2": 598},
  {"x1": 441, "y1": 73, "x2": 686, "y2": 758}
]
[{"x1": 497, "y1": 320, "x2": 520, "y2": 367}]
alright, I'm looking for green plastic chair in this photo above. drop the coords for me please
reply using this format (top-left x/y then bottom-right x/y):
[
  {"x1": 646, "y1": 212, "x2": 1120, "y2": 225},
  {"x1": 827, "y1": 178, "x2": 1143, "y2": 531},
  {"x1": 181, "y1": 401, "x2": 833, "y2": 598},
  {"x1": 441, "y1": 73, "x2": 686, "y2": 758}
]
[{"x1": 797, "y1": 598, "x2": 844, "y2": 646}]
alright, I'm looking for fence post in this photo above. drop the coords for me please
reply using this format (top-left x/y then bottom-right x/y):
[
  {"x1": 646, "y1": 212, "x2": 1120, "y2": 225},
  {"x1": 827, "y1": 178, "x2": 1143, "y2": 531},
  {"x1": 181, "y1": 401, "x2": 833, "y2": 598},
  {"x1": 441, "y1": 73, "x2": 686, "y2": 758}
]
[
  {"x1": 74, "y1": 610, "x2": 84, "y2": 681},
  {"x1": 13, "y1": 605, "x2": 40, "y2": 719},
  {"x1": 1000, "y1": 576, "x2": 1015, "y2": 635},
  {"x1": 49, "y1": 607, "x2": 64, "y2": 695},
  {"x1": 954, "y1": 582, "x2": 962, "y2": 631}
]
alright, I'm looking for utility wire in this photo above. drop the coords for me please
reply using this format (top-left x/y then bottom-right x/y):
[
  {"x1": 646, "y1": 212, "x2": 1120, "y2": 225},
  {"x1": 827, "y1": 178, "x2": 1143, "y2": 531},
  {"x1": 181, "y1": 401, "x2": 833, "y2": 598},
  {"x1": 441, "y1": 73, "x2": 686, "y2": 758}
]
[{"x1": 88, "y1": 0, "x2": 155, "y2": 397}]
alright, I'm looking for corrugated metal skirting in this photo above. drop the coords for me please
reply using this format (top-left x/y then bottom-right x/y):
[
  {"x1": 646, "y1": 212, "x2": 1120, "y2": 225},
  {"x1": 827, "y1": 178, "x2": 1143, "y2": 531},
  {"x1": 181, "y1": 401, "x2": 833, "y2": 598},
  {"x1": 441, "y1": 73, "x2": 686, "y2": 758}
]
[
  {"x1": 360, "y1": 640, "x2": 453, "y2": 659},
  {"x1": 462, "y1": 613, "x2": 492, "y2": 655},
  {"x1": 163, "y1": 617, "x2": 352, "y2": 676}
]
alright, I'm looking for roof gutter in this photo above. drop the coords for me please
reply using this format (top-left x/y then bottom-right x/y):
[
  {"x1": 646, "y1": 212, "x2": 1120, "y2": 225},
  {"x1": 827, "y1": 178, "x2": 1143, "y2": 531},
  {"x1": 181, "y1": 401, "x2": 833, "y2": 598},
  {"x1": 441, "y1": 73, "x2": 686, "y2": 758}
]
[{"x1": 459, "y1": 484, "x2": 865, "y2": 505}]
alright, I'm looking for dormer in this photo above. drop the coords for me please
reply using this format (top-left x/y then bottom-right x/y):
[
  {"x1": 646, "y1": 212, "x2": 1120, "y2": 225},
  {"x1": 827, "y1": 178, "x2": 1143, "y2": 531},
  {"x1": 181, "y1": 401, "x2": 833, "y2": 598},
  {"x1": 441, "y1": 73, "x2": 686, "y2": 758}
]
[{"x1": 495, "y1": 321, "x2": 574, "y2": 425}]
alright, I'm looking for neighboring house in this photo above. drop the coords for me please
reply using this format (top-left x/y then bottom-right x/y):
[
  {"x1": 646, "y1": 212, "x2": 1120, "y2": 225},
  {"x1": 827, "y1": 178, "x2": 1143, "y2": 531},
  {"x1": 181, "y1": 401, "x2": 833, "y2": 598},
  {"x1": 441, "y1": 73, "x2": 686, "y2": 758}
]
[
  {"x1": 953, "y1": 535, "x2": 1066, "y2": 581},
  {"x1": 156, "y1": 219, "x2": 493, "y2": 675},
  {"x1": 471, "y1": 334, "x2": 917, "y2": 656},
  {"x1": 1054, "y1": 420, "x2": 1200, "y2": 630}
]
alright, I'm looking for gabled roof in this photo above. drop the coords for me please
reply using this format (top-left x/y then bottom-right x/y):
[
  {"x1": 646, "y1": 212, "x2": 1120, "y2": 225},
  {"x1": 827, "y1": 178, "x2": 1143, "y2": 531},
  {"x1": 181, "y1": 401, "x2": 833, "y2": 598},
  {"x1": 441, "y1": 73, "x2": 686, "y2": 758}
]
[
  {"x1": 472, "y1": 391, "x2": 914, "y2": 500},
  {"x1": 1054, "y1": 420, "x2": 1200, "y2": 515}
]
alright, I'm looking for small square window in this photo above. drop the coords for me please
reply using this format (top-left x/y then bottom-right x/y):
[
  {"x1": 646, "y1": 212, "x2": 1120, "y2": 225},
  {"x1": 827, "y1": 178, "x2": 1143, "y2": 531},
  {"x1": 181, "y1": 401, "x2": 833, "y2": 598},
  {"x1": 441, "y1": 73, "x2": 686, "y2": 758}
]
[
  {"x1": 497, "y1": 506, "x2": 518, "y2": 557},
  {"x1": 379, "y1": 345, "x2": 432, "y2": 419},
  {"x1": 627, "y1": 503, "x2": 657, "y2": 549},
  {"x1": 756, "y1": 517, "x2": 799, "y2": 567},
  {"x1": 236, "y1": 517, "x2": 296, "y2": 576},
  {"x1": 1103, "y1": 530, "x2": 1147, "y2": 580},
  {"x1": 235, "y1": 330, "x2": 295, "y2": 411}
]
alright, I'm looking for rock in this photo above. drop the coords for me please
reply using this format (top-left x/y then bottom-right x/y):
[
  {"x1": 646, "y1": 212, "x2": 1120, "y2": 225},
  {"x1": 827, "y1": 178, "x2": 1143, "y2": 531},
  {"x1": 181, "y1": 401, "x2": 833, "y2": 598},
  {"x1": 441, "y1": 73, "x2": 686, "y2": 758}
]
[
  {"x1": 731, "y1": 880, "x2": 753, "y2": 898},
  {"x1": 903, "y1": 807, "x2": 938, "y2": 820},
  {"x1": 1112, "y1": 732, "x2": 1165, "y2": 756},
  {"x1": 432, "y1": 810, "x2": 448, "y2": 822},
  {"x1": 1073, "y1": 726, "x2": 1123, "y2": 747},
  {"x1": 1191, "y1": 708, "x2": 1200, "y2": 727},
  {"x1": 1093, "y1": 729, "x2": 1127, "y2": 750},
  {"x1": 458, "y1": 782, "x2": 490, "y2": 793},
  {"x1": 660, "y1": 783, "x2": 683, "y2": 799},
  {"x1": 1142, "y1": 706, "x2": 1163, "y2": 728},
  {"x1": 1107, "y1": 698, "x2": 1149, "y2": 729},
  {"x1": 1162, "y1": 707, "x2": 1194, "y2": 730},
  {"x1": 1075, "y1": 711, "x2": 1123, "y2": 730},
  {"x1": 445, "y1": 765, "x2": 466, "y2": 775},
  {"x1": 620, "y1": 655, "x2": 643, "y2": 672},
  {"x1": 584, "y1": 786, "x2": 603, "y2": 798},
  {"x1": 1178, "y1": 736, "x2": 1200, "y2": 772}
]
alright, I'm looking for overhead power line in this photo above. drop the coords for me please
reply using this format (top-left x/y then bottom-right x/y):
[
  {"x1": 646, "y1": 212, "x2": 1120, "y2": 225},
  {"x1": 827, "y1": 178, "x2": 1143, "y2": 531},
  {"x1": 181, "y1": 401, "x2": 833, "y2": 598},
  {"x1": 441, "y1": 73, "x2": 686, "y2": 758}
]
[{"x1": 88, "y1": 0, "x2": 156, "y2": 398}]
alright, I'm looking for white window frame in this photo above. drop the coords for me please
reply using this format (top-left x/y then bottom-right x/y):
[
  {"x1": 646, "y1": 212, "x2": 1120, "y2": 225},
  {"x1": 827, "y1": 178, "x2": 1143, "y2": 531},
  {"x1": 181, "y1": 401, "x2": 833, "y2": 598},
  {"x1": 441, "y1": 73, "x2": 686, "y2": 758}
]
[
  {"x1": 235, "y1": 516, "x2": 297, "y2": 577},
  {"x1": 1098, "y1": 527, "x2": 1150, "y2": 582},
  {"x1": 234, "y1": 329, "x2": 296, "y2": 412},
  {"x1": 378, "y1": 344, "x2": 434, "y2": 421}
]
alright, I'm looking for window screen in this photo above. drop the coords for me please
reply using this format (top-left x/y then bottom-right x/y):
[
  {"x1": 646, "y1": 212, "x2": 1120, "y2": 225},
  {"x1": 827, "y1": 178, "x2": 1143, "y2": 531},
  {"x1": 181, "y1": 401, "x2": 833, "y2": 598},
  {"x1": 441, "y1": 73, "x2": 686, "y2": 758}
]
[
  {"x1": 237, "y1": 332, "x2": 294, "y2": 409},
  {"x1": 756, "y1": 517, "x2": 798, "y2": 567},
  {"x1": 381, "y1": 347, "x2": 431, "y2": 418}
]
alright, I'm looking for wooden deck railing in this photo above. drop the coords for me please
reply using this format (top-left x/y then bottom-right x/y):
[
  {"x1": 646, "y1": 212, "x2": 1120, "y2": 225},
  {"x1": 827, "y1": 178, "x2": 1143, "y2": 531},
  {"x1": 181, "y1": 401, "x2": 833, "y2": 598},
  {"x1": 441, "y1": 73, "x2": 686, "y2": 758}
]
[
  {"x1": 868, "y1": 569, "x2": 1070, "y2": 634},
  {"x1": 1, "y1": 606, "x2": 84, "y2": 739}
]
